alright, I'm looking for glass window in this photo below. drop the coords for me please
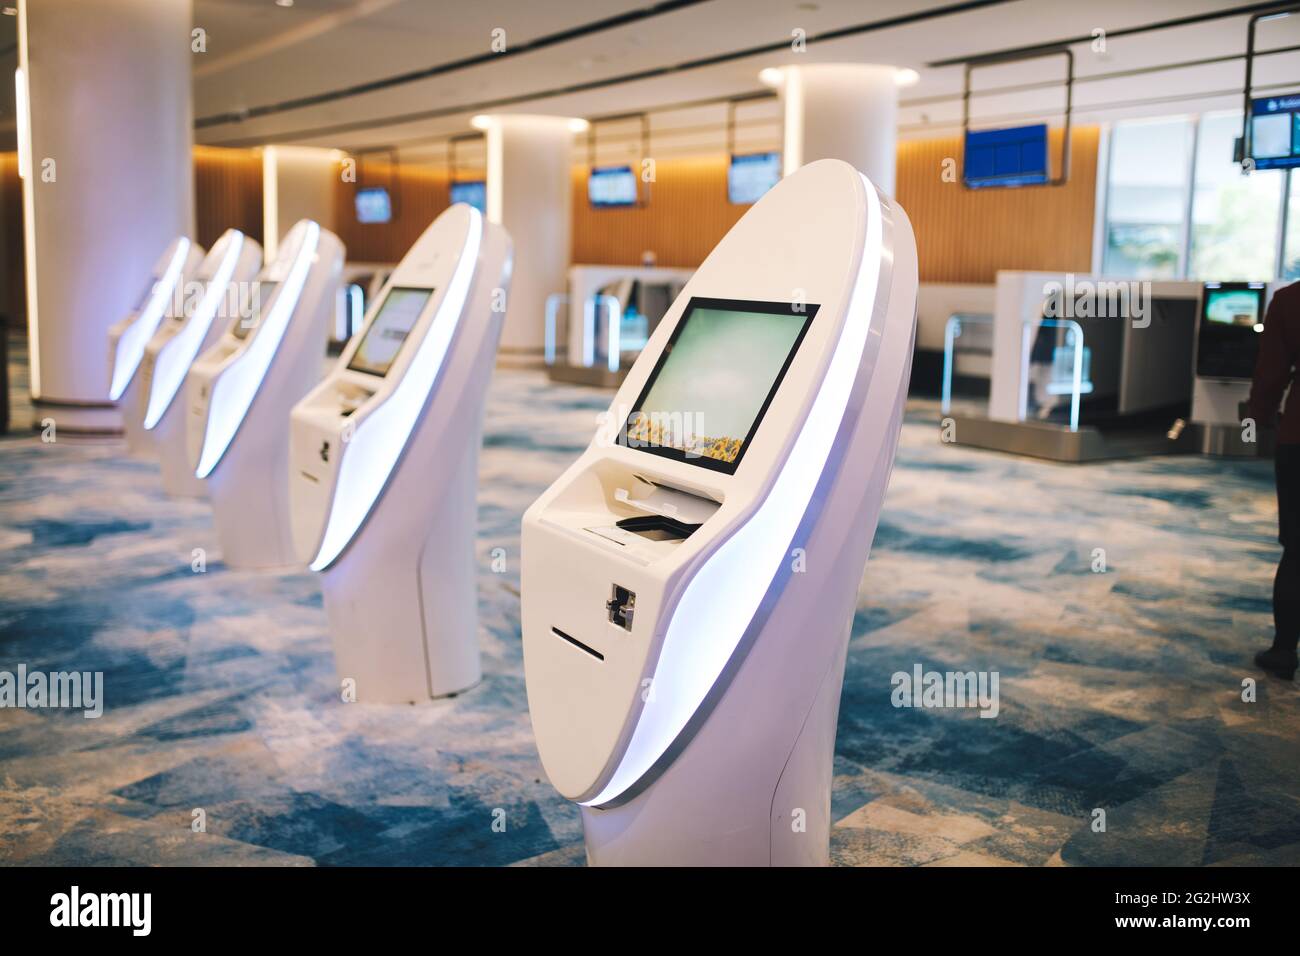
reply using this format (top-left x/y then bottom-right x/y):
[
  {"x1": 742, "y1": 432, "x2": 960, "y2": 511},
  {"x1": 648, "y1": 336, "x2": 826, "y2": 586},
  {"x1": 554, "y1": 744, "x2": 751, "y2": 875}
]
[
  {"x1": 1188, "y1": 111, "x2": 1285, "y2": 281},
  {"x1": 1284, "y1": 171, "x2": 1300, "y2": 281},
  {"x1": 1102, "y1": 118, "x2": 1193, "y2": 278}
]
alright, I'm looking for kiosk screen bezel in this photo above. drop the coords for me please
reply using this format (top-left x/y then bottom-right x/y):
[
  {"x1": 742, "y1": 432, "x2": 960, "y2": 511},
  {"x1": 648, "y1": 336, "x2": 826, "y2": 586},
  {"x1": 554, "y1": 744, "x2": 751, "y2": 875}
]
[
  {"x1": 1196, "y1": 282, "x2": 1266, "y2": 380},
  {"x1": 618, "y1": 296, "x2": 819, "y2": 475},
  {"x1": 346, "y1": 286, "x2": 435, "y2": 377}
]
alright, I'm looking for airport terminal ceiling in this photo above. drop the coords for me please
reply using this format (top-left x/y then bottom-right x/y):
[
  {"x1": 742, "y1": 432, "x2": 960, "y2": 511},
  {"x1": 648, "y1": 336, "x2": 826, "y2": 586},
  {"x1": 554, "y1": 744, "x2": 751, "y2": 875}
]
[{"x1": 186, "y1": 0, "x2": 1300, "y2": 159}]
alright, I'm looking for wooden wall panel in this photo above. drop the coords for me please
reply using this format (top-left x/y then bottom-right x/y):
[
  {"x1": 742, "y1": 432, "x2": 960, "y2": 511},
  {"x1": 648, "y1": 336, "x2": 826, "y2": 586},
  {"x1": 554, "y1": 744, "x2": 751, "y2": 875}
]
[
  {"x1": 0, "y1": 153, "x2": 25, "y2": 329},
  {"x1": 570, "y1": 156, "x2": 747, "y2": 268},
  {"x1": 568, "y1": 126, "x2": 1100, "y2": 282},
  {"x1": 193, "y1": 145, "x2": 263, "y2": 249},
  {"x1": 897, "y1": 126, "x2": 1099, "y2": 283},
  {"x1": 1, "y1": 128, "x2": 1104, "y2": 338},
  {"x1": 332, "y1": 162, "x2": 452, "y2": 263}
]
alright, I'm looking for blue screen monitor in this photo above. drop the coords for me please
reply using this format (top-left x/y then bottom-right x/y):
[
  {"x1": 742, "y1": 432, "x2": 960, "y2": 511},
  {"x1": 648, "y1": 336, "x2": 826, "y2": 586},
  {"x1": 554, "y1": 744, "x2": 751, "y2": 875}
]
[
  {"x1": 450, "y1": 179, "x2": 486, "y2": 214},
  {"x1": 1249, "y1": 95, "x2": 1300, "y2": 170},
  {"x1": 355, "y1": 187, "x2": 392, "y2": 224},
  {"x1": 728, "y1": 152, "x2": 781, "y2": 205},
  {"x1": 963, "y1": 123, "x2": 1050, "y2": 188},
  {"x1": 589, "y1": 165, "x2": 638, "y2": 208}
]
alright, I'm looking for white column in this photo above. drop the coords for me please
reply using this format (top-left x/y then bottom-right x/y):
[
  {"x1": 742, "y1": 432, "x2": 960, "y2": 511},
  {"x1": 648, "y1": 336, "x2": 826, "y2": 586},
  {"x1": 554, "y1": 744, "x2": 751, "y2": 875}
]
[
  {"x1": 262, "y1": 145, "x2": 340, "y2": 261},
  {"x1": 475, "y1": 114, "x2": 585, "y2": 367},
  {"x1": 17, "y1": 0, "x2": 194, "y2": 435},
  {"x1": 765, "y1": 63, "x2": 904, "y2": 195}
]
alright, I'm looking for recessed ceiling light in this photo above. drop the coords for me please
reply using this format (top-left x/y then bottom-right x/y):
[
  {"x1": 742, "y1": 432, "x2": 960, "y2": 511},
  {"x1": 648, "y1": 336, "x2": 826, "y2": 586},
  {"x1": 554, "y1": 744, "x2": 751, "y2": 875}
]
[
  {"x1": 275, "y1": 0, "x2": 293, "y2": 7},
  {"x1": 470, "y1": 114, "x2": 493, "y2": 131},
  {"x1": 758, "y1": 67, "x2": 785, "y2": 87},
  {"x1": 895, "y1": 68, "x2": 920, "y2": 87}
]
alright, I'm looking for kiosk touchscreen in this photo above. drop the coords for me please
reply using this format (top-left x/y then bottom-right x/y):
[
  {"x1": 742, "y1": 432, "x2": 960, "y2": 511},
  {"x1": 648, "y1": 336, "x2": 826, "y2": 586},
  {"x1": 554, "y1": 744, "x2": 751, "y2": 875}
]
[
  {"x1": 138, "y1": 229, "x2": 263, "y2": 498},
  {"x1": 1195, "y1": 282, "x2": 1266, "y2": 380},
  {"x1": 107, "y1": 236, "x2": 205, "y2": 455},
  {"x1": 289, "y1": 205, "x2": 513, "y2": 702},
  {"x1": 1191, "y1": 281, "x2": 1273, "y2": 455},
  {"x1": 187, "y1": 219, "x2": 344, "y2": 568},
  {"x1": 521, "y1": 159, "x2": 918, "y2": 866}
]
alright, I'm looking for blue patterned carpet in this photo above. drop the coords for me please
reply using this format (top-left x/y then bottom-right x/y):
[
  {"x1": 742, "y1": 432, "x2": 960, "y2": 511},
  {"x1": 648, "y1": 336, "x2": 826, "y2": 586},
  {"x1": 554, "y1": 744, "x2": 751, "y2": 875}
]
[{"x1": 2, "y1": 338, "x2": 1297, "y2": 866}]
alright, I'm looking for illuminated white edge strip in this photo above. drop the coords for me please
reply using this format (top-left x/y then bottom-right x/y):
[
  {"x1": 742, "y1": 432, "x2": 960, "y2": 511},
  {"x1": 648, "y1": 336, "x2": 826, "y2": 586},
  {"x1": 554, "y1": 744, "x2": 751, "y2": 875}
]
[
  {"x1": 15, "y1": 19, "x2": 40, "y2": 396},
  {"x1": 14, "y1": 67, "x2": 30, "y2": 180},
  {"x1": 109, "y1": 238, "x2": 191, "y2": 400},
  {"x1": 196, "y1": 221, "x2": 320, "y2": 478},
  {"x1": 582, "y1": 174, "x2": 883, "y2": 807},
  {"x1": 309, "y1": 209, "x2": 484, "y2": 571},
  {"x1": 144, "y1": 231, "x2": 245, "y2": 429}
]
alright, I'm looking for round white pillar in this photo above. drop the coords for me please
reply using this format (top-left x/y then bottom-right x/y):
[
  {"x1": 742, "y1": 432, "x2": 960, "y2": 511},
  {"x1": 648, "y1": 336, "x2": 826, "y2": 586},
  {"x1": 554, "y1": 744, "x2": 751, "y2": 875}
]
[
  {"x1": 17, "y1": 0, "x2": 194, "y2": 435},
  {"x1": 766, "y1": 63, "x2": 902, "y2": 195},
  {"x1": 474, "y1": 114, "x2": 584, "y2": 367}
]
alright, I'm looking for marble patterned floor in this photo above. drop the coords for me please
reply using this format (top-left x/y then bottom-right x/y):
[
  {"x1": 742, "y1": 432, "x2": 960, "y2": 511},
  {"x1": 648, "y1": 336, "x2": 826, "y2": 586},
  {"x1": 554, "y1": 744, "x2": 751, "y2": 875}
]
[{"x1": 1, "y1": 346, "x2": 1297, "y2": 866}]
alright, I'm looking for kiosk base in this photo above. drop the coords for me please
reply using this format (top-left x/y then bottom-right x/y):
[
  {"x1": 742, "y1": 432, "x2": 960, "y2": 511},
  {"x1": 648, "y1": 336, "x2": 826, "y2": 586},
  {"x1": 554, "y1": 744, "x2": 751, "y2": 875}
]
[
  {"x1": 319, "y1": 447, "x2": 482, "y2": 703},
  {"x1": 945, "y1": 413, "x2": 1195, "y2": 462},
  {"x1": 119, "y1": 376, "x2": 153, "y2": 458},
  {"x1": 579, "y1": 624, "x2": 850, "y2": 867},
  {"x1": 154, "y1": 401, "x2": 206, "y2": 498},
  {"x1": 546, "y1": 360, "x2": 629, "y2": 389},
  {"x1": 207, "y1": 416, "x2": 299, "y2": 569}
]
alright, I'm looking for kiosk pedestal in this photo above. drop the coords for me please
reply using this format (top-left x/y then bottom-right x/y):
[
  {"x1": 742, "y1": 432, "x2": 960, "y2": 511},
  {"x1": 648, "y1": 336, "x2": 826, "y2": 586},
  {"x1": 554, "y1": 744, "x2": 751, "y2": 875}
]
[
  {"x1": 187, "y1": 219, "x2": 344, "y2": 568},
  {"x1": 1191, "y1": 281, "x2": 1273, "y2": 457},
  {"x1": 522, "y1": 159, "x2": 918, "y2": 865},
  {"x1": 139, "y1": 229, "x2": 263, "y2": 498},
  {"x1": 108, "y1": 237, "x2": 204, "y2": 456},
  {"x1": 290, "y1": 205, "x2": 513, "y2": 702}
]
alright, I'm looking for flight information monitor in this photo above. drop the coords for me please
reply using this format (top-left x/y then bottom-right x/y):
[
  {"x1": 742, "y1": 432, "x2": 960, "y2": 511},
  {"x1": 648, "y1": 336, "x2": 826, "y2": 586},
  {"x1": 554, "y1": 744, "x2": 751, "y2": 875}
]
[
  {"x1": 589, "y1": 166, "x2": 638, "y2": 207},
  {"x1": 728, "y1": 152, "x2": 781, "y2": 205},
  {"x1": 620, "y1": 297, "x2": 817, "y2": 474},
  {"x1": 450, "y1": 180, "x2": 486, "y2": 214},
  {"x1": 964, "y1": 123, "x2": 1050, "y2": 188},
  {"x1": 1249, "y1": 95, "x2": 1300, "y2": 171},
  {"x1": 347, "y1": 287, "x2": 434, "y2": 377},
  {"x1": 1197, "y1": 282, "x2": 1266, "y2": 380},
  {"x1": 355, "y1": 187, "x2": 393, "y2": 224}
]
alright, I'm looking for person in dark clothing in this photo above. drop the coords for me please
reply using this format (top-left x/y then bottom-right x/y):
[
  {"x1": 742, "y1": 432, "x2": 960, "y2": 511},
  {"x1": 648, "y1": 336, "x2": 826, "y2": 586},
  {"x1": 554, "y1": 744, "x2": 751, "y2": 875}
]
[{"x1": 1248, "y1": 281, "x2": 1300, "y2": 680}]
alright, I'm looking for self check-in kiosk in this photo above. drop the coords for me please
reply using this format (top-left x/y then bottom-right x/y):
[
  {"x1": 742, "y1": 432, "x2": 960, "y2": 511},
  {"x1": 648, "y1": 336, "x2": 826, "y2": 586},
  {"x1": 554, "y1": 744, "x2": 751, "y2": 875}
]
[
  {"x1": 138, "y1": 229, "x2": 263, "y2": 498},
  {"x1": 1191, "y1": 281, "x2": 1272, "y2": 455},
  {"x1": 187, "y1": 219, "x2": 344, "y2": 568},
  {"x1": 108, "y1": 236, "x2": 205, "y2": 454},
  {"x1": 289, "y1": 205, "x2": 513, "y2": 702},
  {"x1": 521, "y1": 159, "x2": 919, "y2": 865}
]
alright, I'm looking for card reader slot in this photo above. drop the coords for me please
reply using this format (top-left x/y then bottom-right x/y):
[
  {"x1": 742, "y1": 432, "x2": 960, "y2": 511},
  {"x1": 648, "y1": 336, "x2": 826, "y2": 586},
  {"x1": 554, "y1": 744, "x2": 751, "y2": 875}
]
[
  {"x1": 552, "y1": 626, "x2": 604, "y2": 661},
  {"x1": 615, "y1": 514, "x2": 700, "y2": 541}
]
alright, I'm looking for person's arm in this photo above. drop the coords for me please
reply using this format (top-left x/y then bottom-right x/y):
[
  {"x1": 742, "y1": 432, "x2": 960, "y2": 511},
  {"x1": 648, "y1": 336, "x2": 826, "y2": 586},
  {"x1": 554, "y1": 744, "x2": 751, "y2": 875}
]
[{"x1": 1248, "y1": 288, "x2": 1296, "y2": 427}]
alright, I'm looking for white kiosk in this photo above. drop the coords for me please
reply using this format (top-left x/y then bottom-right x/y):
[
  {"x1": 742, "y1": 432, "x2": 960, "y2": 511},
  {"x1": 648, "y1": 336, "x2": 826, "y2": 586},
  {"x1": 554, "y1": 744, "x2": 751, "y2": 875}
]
[
  {"x1": 108, "y1": 236, "x2": 204, "y2": 454},
  {"x1": 1191, "y1": 281, "x2": 1273, "y2": 455},
  {"x1": 187, "y1": 219, "x2": 344, "y2": 568},
  {"x1": 289, "y1": 205, "x2": 513, "y2": 702},
  {"x1": 139, "y1": 229, "x2": 263, "y2": 497},
  {"x1": 521, "y1": 159, "x2": 918, "y2": 866}
]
